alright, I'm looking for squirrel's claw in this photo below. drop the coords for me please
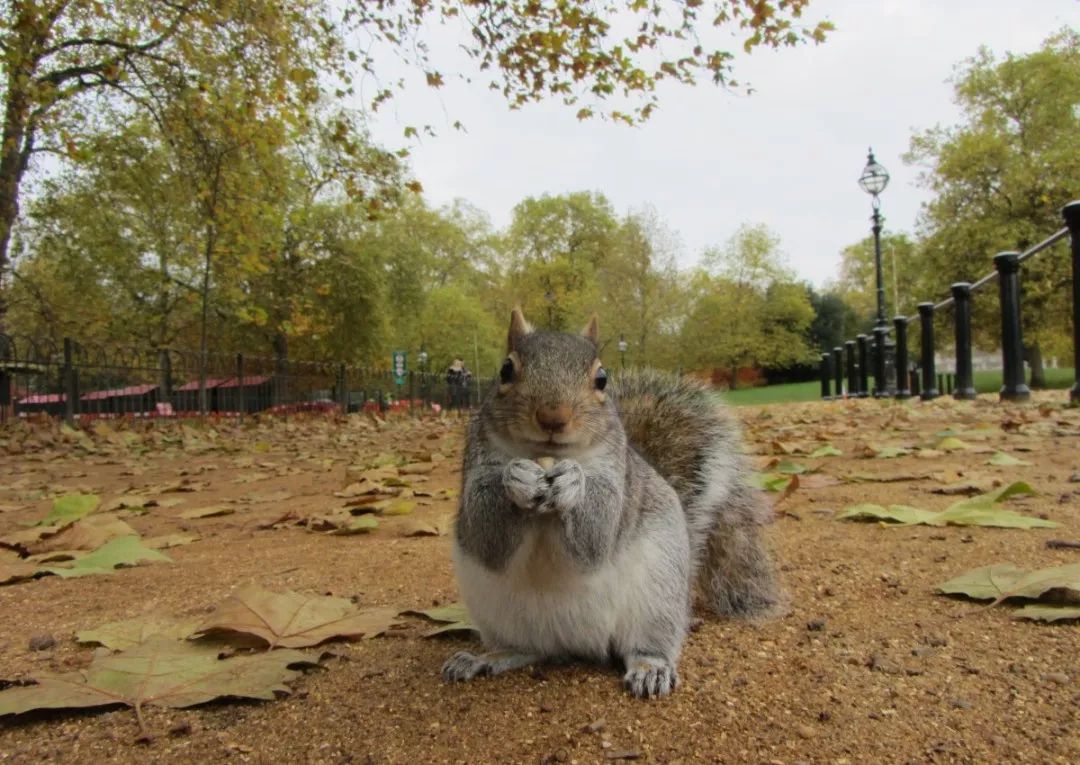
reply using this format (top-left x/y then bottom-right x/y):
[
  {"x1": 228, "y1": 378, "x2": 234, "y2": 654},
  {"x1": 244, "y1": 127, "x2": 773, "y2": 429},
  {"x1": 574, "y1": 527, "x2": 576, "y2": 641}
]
[
  {"x1": 623, "y1": 657, "x2": 678, "y2": 698},
  {"x1": 442, "y1": 650, "x2": 539, "y2": 682}
]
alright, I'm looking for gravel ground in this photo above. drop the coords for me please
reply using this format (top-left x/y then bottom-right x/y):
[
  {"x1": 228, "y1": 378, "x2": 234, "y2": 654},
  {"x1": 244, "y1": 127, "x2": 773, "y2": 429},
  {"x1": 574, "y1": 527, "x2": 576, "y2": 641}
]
[{"x1": 0, "y1": 394, "x2": 1077, "y2": 765}]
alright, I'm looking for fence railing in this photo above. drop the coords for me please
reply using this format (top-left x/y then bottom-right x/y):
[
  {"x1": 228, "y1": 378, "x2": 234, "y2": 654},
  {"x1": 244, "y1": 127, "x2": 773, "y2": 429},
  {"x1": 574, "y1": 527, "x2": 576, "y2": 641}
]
[
  {"x1": 820, "y1": 200, "x2": 1080, "y2": 404},
  {"x1": 0, "y1": 338, "x2": 491, "y2": 424}
]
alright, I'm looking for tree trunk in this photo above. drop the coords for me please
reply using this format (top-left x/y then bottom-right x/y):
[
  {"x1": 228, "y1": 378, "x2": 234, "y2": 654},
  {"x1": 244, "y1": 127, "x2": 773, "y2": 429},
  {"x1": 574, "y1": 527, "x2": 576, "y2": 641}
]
[
  {"x1": 0, "y1": 74, "x2": 33, "y2": 332},
  {"x1": 198, "y1": 225, "x2": 216, "y2": 414},
  {"x1": 1025, "y1": 343, "x2": 1046, "y2": 390}
]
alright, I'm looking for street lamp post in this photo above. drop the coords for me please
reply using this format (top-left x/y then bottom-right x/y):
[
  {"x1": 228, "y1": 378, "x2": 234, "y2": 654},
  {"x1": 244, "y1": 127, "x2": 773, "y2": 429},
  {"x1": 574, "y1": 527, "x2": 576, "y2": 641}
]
[
  {"x1": 858, "y1": 148, "x2": 894, "y2": 396},
  {"x1": 618, "y1": 334, "x2": 628, "y2": 370}
]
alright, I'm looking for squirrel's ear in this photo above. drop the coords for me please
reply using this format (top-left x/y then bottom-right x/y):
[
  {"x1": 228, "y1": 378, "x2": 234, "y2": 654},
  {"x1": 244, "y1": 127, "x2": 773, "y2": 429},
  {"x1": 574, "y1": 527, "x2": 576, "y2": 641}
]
[
  {"x1": 508, "y1": 307, "x2": 532, "y2": 350},
  {"x1": 581, "y1": 314, "x2": 599, "y2": 345}
]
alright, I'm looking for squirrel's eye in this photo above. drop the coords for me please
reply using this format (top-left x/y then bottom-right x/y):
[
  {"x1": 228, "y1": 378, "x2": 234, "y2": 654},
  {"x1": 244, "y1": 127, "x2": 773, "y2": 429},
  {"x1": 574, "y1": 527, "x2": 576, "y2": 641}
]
[
  {"x1": 594, "y1": 367, "x2": 608, "y2": 391},
  {"x1": 499, "y1": 358, "x2": 515, "y2": 384}
]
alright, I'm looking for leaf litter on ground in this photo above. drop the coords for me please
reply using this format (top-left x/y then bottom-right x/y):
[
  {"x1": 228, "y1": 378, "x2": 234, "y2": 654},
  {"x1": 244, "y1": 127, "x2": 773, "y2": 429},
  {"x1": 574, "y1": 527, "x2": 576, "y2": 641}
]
[
  {"x1": 401, "y1": 602, "x2": 478, "y2": 637},
  {"x1": 837, "y1": 481, "x2": 1055, "y2": 529},
  {"x1": 935, "y1": 562, "x2": 1080, "y2": 621},
  {"x1": 193, "y1": 586, "x2": 405, "y2": 648},
  {"x1": 0, "y1": 635, "x2": 317, "y2": 734}
]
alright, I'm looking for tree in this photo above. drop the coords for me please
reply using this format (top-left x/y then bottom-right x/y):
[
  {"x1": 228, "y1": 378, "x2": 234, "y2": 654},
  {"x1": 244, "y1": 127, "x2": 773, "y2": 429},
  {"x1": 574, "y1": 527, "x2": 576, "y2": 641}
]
[
  {"x1": 346, "y1": 1, "x2": 831, "y2": 125},
  {"x1": 0, "y1": 0, "x2": 342, "y2": 329},
  {"x1": 596, "y1": 207, "x2": 682, "y2": 367},
  {"x1": 503, "y1": 192, "x2": 617, "y2": 331},
  {"x1": 834, "y1": 233, "x2": 922, "y2": 329},
  {"x1": 905, "y1": 29, "x2": 1079, "y2": 386},
  {"x1": 807, "y1": 288, "x2": 857, "y2": 356},
  {"x1": 681, "y1": 224, "x2": 813, "y2": 385}
]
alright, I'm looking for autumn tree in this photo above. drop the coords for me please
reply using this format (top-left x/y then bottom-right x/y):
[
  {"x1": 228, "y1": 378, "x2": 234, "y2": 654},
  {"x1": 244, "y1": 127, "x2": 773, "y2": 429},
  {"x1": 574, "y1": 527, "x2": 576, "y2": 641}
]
[
  {"x1": 0, "y1": 0, "x2": 350, "y2": 329},
  {"x1": 905, "y1": 28, "x2": 1079, "y2": 386},
  {"x1": 834, "y1": 232, "x2": 922, "y2": 328},
  {"x1": 503, "y1": 192, "x2": 617, "y2": 331},
  {"x1": 597, "y1": 207, "x2": 682, "y2": 368},
  {"x1": 345, "y1": 1, "x2": 831, "y2": 125},
  {"x1": 681, "y1": 223, "x2": 814, "y2": 386}
]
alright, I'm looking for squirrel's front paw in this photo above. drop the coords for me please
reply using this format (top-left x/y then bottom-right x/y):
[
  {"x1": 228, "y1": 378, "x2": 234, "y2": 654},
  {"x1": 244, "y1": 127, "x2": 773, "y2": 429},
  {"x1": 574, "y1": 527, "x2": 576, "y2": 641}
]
[
  {"x1": 537, "y1": 459, "x2": 585, "y2": 514},
  {"x1": 503, "y1": 459, "x2": 547, "y2": 510}
]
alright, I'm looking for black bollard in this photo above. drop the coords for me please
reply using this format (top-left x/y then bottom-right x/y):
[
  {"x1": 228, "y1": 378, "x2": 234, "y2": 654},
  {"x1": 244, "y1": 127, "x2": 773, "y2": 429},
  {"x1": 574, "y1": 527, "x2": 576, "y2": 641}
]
[
  {"x1": 845, "y1": 340, "x2": 858, "y2": 398},
  {"x1": 856, "y1": 334, "x2": 870, "y2": 398},
  {"x1": 820, "y1": 353, "x2": 832, "y2": 400},
  {"x1": 950, "y1": 282, "x2": 977, "y2": 399},
  {"x1": 872, "y1": 327, "x2": 888, "y2": 398},
  {"x1": 917, "y1": 303, "x2": 939, "y2": 400},
  {"x1": 1063, "y1": 201, "x2": 1080, "y2": 403},
  {"x1": 893, "y1": 316, "x2": 911, "y2": 399},
  {"x1": 832, "y1": 347, "x2": 844, "y2": 399},
  {"x1": 994, "y1": 252, "x2": 1031, "y2": 401}
]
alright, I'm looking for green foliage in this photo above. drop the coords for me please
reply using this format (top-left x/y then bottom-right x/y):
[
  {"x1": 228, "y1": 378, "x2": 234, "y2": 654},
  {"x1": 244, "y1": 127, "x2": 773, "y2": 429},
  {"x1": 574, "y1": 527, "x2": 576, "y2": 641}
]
[
  {"x1": 344, "y1": 1, "x2": 832, "y2": 125},
  {"x1": 904, "y1": 28, "x2": 1079, "y2": 362},
  {"x1": 833, "y1": 233, "x2": 922, "y2": 327},
  {"x1": 681, "y1": 224, "x2": 815, "y2": 383}
]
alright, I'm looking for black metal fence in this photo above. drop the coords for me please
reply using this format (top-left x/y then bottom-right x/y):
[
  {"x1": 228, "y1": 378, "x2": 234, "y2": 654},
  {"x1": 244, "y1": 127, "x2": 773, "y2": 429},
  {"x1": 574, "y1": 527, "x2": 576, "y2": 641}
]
[
  {"x1": 0, "y1": 338, "x2": 492, "y2": 424},
  {"x1": 820, "y1": 200, "x2": 1080, "y2": 404}
]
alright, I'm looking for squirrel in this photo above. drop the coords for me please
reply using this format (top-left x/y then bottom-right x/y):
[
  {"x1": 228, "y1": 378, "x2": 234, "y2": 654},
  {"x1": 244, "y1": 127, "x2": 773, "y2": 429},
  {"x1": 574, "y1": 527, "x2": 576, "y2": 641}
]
[{"x1": 442, "y1": 308, "x2": 781, "y2": 697}]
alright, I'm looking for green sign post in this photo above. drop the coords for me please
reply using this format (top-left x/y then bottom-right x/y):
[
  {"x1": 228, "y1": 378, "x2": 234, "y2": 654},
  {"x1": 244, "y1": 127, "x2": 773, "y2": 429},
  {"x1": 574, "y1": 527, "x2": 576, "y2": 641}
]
[{"x1": 392, "y1": 350, "x2": 407, "y2": 386}]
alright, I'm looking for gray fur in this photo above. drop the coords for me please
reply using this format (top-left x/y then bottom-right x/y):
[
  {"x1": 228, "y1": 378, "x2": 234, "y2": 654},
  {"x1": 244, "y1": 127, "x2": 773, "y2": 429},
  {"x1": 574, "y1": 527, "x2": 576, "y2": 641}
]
[{"x1": 449, "y1": 323, "x2": 780, "y2": 698}]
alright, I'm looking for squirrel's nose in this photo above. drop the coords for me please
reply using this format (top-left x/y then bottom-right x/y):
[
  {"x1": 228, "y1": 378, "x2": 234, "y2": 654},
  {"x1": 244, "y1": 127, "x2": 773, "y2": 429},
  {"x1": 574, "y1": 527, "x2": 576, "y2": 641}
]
[{"x1": 535, "y1": 404, "x2": 572, "y2": 434}]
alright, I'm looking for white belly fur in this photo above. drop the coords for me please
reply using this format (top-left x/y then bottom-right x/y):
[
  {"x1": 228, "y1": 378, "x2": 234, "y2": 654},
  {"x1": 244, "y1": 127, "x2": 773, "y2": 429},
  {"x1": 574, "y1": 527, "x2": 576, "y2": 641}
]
[{"x1": 453, "y1": 524, "x2": 670, "y2": 662}]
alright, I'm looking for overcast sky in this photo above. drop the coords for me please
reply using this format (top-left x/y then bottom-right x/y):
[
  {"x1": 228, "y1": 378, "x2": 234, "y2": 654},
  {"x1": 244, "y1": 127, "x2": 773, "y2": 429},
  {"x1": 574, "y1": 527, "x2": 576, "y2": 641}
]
[{"x1": 364, "y1": 0, "x2": 1076, "y2": 287}]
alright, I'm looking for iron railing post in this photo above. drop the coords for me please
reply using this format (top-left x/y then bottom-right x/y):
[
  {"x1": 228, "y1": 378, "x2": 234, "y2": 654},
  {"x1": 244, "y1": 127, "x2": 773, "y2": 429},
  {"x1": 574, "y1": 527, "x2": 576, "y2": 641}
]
[
  {"x1": 950, "y1": 282, "x2": 977, "y2": 399},
  {"x1": 917, "y1": 302, "x2": 938, "y2": 400},
  {"x1": 856, "y1": 334, "x2": 870, "y2": 398},
  {"x1": 893, "y1": 316, "x2": 910, "y2": 399},
  {"x1": 994, "y1": 252, "x2": 1030, "y2": 401},
  {"x1": 236, "y1": 353, "x2": 245, "y2": 422},
  {"x1": 1063, "y1": 201, "x2": 1080, "y2": 403},
  {"x1": 844, "y1": 340, "x2": 857, "y2": 398},
  {"x1": 62, "y1": 338, "x2": 77, "y2": 425},
  {"x1": 872, "y1": 327, "x2": 887, "y2": 397},
  {"x1": 832, "y1": 347, "x2": 843, "y2": 398},
  {"x1": 820, "y1": 353, "x2": 831, "y2": 399}
]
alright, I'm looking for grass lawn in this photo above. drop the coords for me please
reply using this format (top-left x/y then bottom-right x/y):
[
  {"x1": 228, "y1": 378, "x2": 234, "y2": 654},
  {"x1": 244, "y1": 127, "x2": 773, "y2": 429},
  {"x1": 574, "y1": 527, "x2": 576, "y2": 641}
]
[{"x1": 720, "y1": 367, "x2": 1076, "y2": 406}]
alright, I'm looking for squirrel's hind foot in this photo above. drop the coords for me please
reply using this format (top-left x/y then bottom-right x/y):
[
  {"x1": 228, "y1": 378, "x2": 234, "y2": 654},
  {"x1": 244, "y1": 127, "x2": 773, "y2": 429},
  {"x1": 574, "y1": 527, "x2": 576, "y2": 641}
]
[
  {"x1": 441, "y1": 650, "x2": 539, "y2": 683},
  {"x1": 622, "y1": 655, "x2": 678, "y2": 698}
]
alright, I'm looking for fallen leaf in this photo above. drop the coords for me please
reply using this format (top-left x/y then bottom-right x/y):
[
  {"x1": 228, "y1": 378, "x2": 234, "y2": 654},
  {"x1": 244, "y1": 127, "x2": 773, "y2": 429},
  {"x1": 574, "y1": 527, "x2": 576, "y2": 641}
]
[
  {"x1": 325, "y1": 516, "x2": 379, "y2": 535},
  {"x1": 809, "y1": 445, "x2": 843, "y2": 458},
  {"x1": 44, "y1": 536, "x2": 172, "y2": 578},
  {"x1": 194, "y1": 587, "x2": 405, "y2": 648},
  {"x1": 937, "y1": 437, "x2": 972, "y2": 451},
  {"x1": 1013, "y1": 605, "x2": 1080, "y2": 622},
  {"x1": 402, "y1": 602, "x2": 477, "y2": 637},
  {"x1": 379, "y1": 499, "x2": 416, "y2": 517},
  {"x1": 76, "y1": 617, "x2": 199, "y2": 650},
  {"x1": 987, "y1": 452, "x2": 1032, "y2": 467},
  {"x1": 0, "y1": 636, "x2": 315, "y2": 725},
  {"x1": 0, "y1": 560, "x2": 41, "y2": 586},
  {"x1": 935, "y1": 564, "x2": 1025, "y2": 600},
  {"x1": 991, "y1": 563, "x2": 1080, "y2": 606},
  {"x1": 837, "y1": 504, "x2": 939, "y2": 525},
  {"x1": 37, "y1": 493, "x2": 100, "y2": 527},
  {"x1": 24, "y1": 515, "x2": 138, "y2": 556}
]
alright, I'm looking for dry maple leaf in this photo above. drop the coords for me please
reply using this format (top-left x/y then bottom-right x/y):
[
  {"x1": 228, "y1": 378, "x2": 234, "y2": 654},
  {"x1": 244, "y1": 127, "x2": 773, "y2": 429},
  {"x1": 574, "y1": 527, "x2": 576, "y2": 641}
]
[
  {"x1": 0, "y1": 635, "x2": 315, "y2": 733},
  {"x1": 194, "y1": 586, "x2": 404, "y2": 648}
]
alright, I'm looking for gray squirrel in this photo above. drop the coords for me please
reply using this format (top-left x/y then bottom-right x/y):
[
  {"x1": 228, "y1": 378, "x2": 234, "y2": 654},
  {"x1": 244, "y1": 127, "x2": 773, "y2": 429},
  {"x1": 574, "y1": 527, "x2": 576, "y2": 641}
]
[{"x1": 443, "y1": 308, "x2": 781, "y2": 697}]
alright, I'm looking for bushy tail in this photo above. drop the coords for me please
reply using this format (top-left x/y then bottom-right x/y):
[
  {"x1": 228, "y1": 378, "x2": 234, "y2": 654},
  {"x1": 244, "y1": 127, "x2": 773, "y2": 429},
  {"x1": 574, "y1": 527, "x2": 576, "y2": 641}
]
[{"x1": 614, "y1": 369, "x2": 783, "y2": 618}]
